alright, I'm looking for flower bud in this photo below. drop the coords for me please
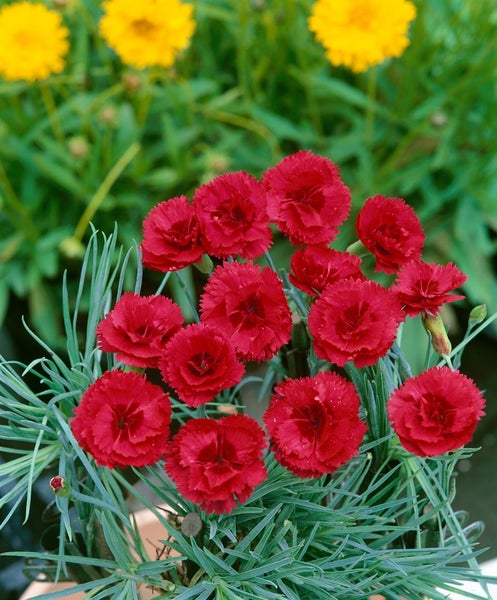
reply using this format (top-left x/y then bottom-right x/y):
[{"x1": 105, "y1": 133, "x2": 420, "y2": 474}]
[
  {"x1": 206, "y1": 153, "x2": 230, "y2": 175},
  {"x1": 68, "y1": 136, "x2": 89, "y2": 160},
  {"x1": 251, "y1": 0, "x2": 266, "y2": 10},
  {"x1": 49, "y1": 476, "x2": 71, "y2": 498},
  {"x1": 59, "y1": 236, "x2": 85, "y2": 259},
  {"x1": 290, "y1": 316, "x2": 309, "y2": 352},
  {"x1": 469, "y1": 304, "x2": 487, "y2": 327},
  {"x1": 421, "y1": 312, "x2": 451, "y2": 356},
  {"x1": 51, "y1": 0, "x2": 72, "y2": 9},
  {"x1": 430, "y1": 111, "x2": 448, "y2": 128},
  {"x1": 99, "y1": 105, "x2": 118, "y2": 127},
  {"x1": 193, "y1": 254, "x2": 214, "y2": 275},
  {"x1": 122, "y1": 71, "x2": 143, "y2": 93},
  {"x1": 217, "y1": 404, "x2": 238, "y2": 415},
  {"x1": 345, "y1": 239, "x2": 369, "y2": 257},
  {"x1": 180, "y1": 512, "x2": 202, "y2": 537}
]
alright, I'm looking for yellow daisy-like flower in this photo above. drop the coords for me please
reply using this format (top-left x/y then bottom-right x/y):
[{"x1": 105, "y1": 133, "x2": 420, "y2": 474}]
[
  {"x1": 99, "y1": 0, "x2": 196, "y2": 70},
  {"x1": 0, "y1": 1, "x2": 69, "y2": 82},
  {"x1": 308, "y1": 0, "x2": 417, "y2": 73}
]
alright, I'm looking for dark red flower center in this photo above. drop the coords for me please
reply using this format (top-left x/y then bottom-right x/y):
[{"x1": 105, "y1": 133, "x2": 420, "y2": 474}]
[
  {"x1": 419, "y1": 395, "x2": 448, "y2": 428},
  {"x1": 187, "y1": 352, "x2": 218, "y2": 377},
  {"x1": 167, "y1": 218, "x2": 199, "y2": 248},
  {"x1": 375, "y1": 224, "x2": 403, "y2": 247},
  {"x1": 290, "y1": 184, "x2": 324, "y2": 209},
  {"x1": 113, "y1": 403, "x2": 143, "y2": 435},
  {"x1": 292, "y1": 402, "x2": 325, "y2": 441},
  {"x1": 198, "y1": 436, "x2": 241, "y2": 466},
  {"x1": 337, "y1": 303, "x2": 369, "y2": 338},
  {"x1": 232, "y1": 292, "x2": 265, "y2": 328},
  {"x1": 220, "y1": 200, "x2": 249, "y2": 223},
  {"x1": 130, "y1": 323, "x2": 152, "y2": 340}
]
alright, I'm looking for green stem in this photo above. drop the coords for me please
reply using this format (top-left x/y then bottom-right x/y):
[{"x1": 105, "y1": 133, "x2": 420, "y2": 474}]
[
  {"x1": 73, "y1": 142, "x2": 141, "y2": 242},
  {"x1": 438, "y1": 310, "x2": 497, "y2": 368},
  {"x1": 136, "y1": 69, "x2": 153, "y2": 128},
  {"x1": 0, "y1": 160, "x2": 38, "y2": 240},
  {"x1": 39, "y1": 82, "x2": 65, "y2": 145},
  {"x1": 365, "y1": 66, "x2": 377, "y2": 144},
  {"x1": 203, "y1": 107, "x2": 280, "y2": 156},
  {"x1": 236, "y1": 1, "x2": 251, "y2": 102}
]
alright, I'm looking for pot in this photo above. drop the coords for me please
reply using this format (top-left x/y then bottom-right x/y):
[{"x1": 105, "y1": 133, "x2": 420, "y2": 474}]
[{"x1": 20, "y1": 505, "x2": 169, "y2": 599}]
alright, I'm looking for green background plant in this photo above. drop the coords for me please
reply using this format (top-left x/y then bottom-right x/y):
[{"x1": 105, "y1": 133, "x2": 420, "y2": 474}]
[{"x1": 1, "y1": 0, "x2": 496, "y2": 349}]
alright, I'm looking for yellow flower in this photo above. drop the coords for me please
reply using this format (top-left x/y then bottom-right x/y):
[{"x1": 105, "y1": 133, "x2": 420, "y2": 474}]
[
  {"x1": 308, "y1": 0, "x2": 417, "y2": 73},
  {"x1": 0, "y1": 2, "x2": 69, "y2": 82},
  {"x1": 99, "y1": 0, "x2": 196, "y2": 70}
]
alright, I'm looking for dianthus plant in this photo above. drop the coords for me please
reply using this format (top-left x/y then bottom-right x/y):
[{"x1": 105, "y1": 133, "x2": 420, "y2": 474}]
[{"x1": 1, "y1": 151, "x2": 496, "y2": 600}]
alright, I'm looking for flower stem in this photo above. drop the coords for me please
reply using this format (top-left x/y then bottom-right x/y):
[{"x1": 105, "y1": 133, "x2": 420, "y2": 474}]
[
  {"x1": 73, "y1": 142, "x2": 141, "y2": 242},
  {"x1": 136, "y1": 69, "x2": 153, "y2": 128},
  {"x1": 439, "y1": 310, "x2": 497, "y2": 368},
  {"x1": 365, "y1": 66, "x2": 377, "y2": 144},
  {"x1": 0, "y1": 159, "x2": 38, "y2": 240},
  {"x1": 39, "y1": 81, "x2": 65, "y2": 145}
]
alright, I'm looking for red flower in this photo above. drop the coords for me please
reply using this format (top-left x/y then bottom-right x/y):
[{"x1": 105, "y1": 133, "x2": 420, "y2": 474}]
[
  {"x1": 194, "y1": 171, "x2": 272, "y2": 259},
  {"x1": 262, "y1": 150, "x2": 351, "y2": 245},
  {"x1": 263, "y1": 372, "x2": 367, "y2": 478},
  {"x1": 308, "y1": 278, "x2": 404, "y2": 368},
  {"x1": 71, "y1": 370, "x2": 171, "y2": 469},
  {"x1": 391, "y1": 260, "x2": 467, "y2": 317},
  {"x1": 141, "y1": 196, "x2": 205, "y2": 272},
  {"x1": 96, "y1": 293, "x2": 184, "y2": 368},
  {"x1": 289, "y1": 245, "x2": 365, "y2": 297},
  {"x1": 355, "y1": 195, "x2": 425, "y2": 274},
  {"x1": 159, "y1": 323, "x2": 245, "y2": 407},
  {"x1": 388, "y1": 366, "x2": 485, "y2": 457},
  {"x1": 199, "y1": 261, "x2": 292, "y2": 362},
  {"x1": 165, "y1": 415, "x2": 267, "y2": 514}
]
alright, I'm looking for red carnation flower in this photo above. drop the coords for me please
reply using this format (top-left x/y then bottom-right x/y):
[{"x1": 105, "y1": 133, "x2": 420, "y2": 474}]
[
  {"x1": 391, "y1": 260, "x2": 467, "y2": 317},
  {"x1": 308, "y1": 278, "x2": 404, "y2": 368},
  {"x1": 289, "y1": 245, "x2": 365, "y2": 297},
  {"x1": 159, "y1": 322, "x2": 245, "y2": 407},
  {"x1": 262, "y1": 150, "x2": 351, "y2": 245},
  {"x1": 199, "y1": 261, "x2": 292, "y2": 362},
  {"x1": 165, "y1": 415, "x2": 267, "y2": 514},
  {"x1": 263, "y1": 371, "x2": 367, "y2": 478},
  {"x1": 141, "y1": 196, "x2": 205, "y2": 272},
  {"x1": 71, "y1": 370, "x2": 171, "y2": 469},
  {"x1": 96, "y1": 293, "x2": 184, "y2": 368},
  {"x1": 388, "y1": 366, "x2": 485, "y2": 457},
  {"x1": 355, "y1": 195, "x2": 425, "y2": 274},
  {"x1": 194, "y1": 171, "x2": 272, "y2": 259}
]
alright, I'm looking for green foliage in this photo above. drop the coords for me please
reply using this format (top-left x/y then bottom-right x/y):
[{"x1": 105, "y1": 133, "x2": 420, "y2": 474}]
[
  {"x1": 1, "y1": 229, "x2": 497, "y2": 599},
  {"x1": 1, "y1": 0, "x2": 497, "y2": 346}
]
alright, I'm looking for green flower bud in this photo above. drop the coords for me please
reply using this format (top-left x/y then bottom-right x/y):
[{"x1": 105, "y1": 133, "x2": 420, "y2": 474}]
[
  {"x1": 346, "y1": 239, "x2": 369, "y2": 257},
  {"x1": 194, "y1": 254, "x2": 214, "y2": 275},
  {"x1": 99, "y1": 105, "x2": 118, "y2": 127},
  {"x1": 469, "y1": 304, "x2": 487, "y2": 326},
  {"x1": 59, "y1": 236, "x2": 85, "y2": 259},
  {"x1": 68, "y1": 136, "x2": 89, "y2": 160}
]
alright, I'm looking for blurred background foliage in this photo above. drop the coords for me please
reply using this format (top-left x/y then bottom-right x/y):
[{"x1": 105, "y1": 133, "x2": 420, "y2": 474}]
[{"x1": 0, "y1": 0, "x2": 497, "y2": 351}]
